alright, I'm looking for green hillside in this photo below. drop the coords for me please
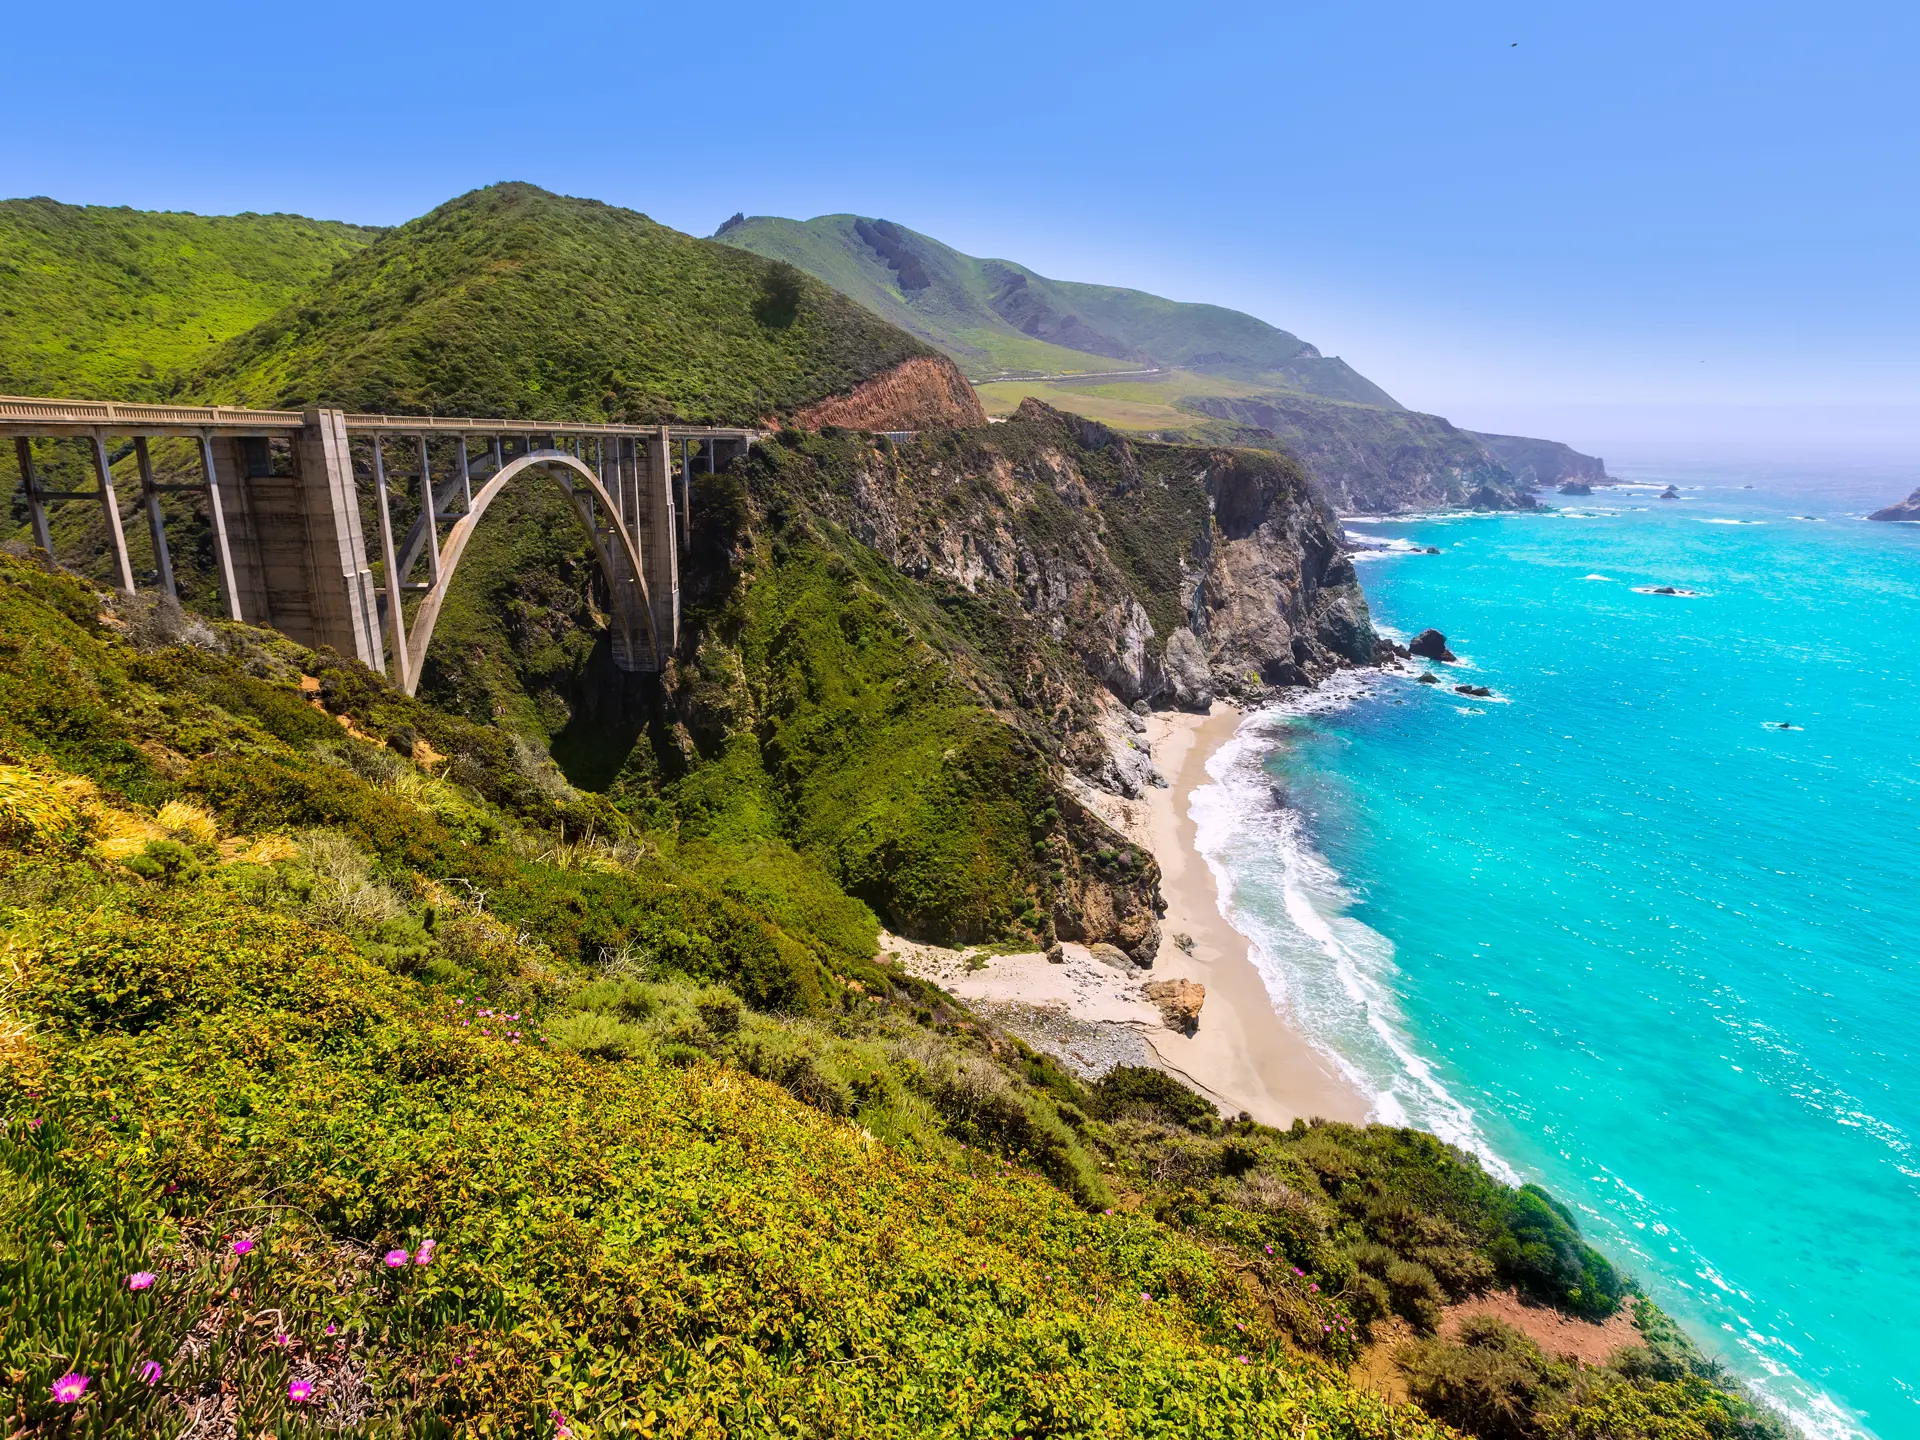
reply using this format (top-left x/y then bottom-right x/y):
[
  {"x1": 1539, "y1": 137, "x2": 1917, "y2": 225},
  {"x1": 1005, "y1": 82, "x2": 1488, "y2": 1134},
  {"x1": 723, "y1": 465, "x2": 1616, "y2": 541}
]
[
  {"x1": 0, "y1": 198, "x2": 378, "y2": 400},
  {"x1": 0, "y1": 554, "x2": 1780, "y2": 1438},
  {"x1": 194, "y1": 185, "x2": 933, "y2": 424},
  {"x1": 714, "y1": 212, "x2": 1398, "y2": 405}
]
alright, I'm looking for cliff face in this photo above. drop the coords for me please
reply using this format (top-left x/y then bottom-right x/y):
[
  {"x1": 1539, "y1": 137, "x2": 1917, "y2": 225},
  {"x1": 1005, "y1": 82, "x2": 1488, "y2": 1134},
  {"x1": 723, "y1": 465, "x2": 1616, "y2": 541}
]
[
  {"x1": 657, "y1": 402, "x2": 1376, "y2": 961},
  {"x1": 791, "y1": 354, "x2": 989, "y2": 431},
  {"x1": 803, "y1": 401, "x2": 1373, "y2": 724},
  {"x1": 1471, "y1": 431, "x2": 1611, "y2": 488},
  {"x1": 1178, "y1": 392, "x2": 1539, "y2": 512}
]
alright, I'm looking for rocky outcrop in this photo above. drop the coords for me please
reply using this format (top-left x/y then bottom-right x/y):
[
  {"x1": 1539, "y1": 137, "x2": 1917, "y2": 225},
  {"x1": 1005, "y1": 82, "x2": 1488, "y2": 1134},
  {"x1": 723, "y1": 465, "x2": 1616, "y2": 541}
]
[
  {"x1": 1869, "y1": 486, "x2": 1920, "y2": 521},
  {"x1": 1471, "y1": 431, "x2": 1611, "y2": 489},
  {"x1": 1146, "y1": 978, "x2": 1205, "y2": 1034},
  {"x1": 1409, "y1": 629, "x2": 1456, "y2": 662},
  {"x1": 792, "y1": 355, "x2": 988, "y2": 432},
  {"x1": 1176, "y1": 392, "x2": 1538, "y2": 513}
]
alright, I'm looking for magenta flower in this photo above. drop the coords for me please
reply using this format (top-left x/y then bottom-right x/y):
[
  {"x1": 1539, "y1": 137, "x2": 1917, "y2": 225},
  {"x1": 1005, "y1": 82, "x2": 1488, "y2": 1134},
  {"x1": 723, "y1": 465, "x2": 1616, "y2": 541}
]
[
  {"x1": 1237, "y1": 1354, "x2": 1250, "y2": 1364},
  {"x1": 325, "y1": 1323, "x2": 338, "y2": 1336},
  {"x1": 27, "y1": 1117, "x2": 44, "y2": 1129},
  {"x1": 137, "y1": 1360, "x2": 163, "y2": 1385},
  {"x1": 1309, "y1": 1282, "x2": 1319, "y2": 1292},
  {"x1": 1140, "y1": 1292, "x2": 1151, "y2": 1302},
  {"x1": 50, "y1": 1373, "x2": 90, "y2": 1403},
  {"x1": 272, "y1": 1332, "x2": 292, "y2": 1347},
  {"x1": 454, "y1": 998, "x2": 464, "y2": 1006},
  {"x1": 288, "y1": 1378, "x2": 314, "y2": 1404},
  {"x1": 415, "y1": 1238, "x2": 437, "y2": 1266},
  {"x1": 384, "y1": 1248, "x2": 409, "y2": 1268},
  {"x1": 230, "y1": 1238, "x2": 254, "y2": 1256},
  {"x1": 127, "y1": 1270, "x2": 157, "y2": 1290}
]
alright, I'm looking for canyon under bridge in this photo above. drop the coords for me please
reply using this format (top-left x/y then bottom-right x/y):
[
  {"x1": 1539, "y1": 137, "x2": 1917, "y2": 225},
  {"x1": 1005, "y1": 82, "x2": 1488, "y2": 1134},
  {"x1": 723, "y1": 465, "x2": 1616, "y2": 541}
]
[{"x1": 0, "y1": 396, "x2": 755, "y2": 694}]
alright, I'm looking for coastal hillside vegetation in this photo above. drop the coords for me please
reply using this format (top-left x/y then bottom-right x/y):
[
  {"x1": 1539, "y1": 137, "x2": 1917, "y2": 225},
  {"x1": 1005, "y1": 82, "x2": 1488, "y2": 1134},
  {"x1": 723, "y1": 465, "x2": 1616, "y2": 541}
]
[
  {"x1": 191, "y1": 184, "x2": 934, "y2": 424},
  {"x1": 0, "y1": 198, "x2": 378, "y2": 400},
  {"x1": 714, "y1": 211, "x2": 1398, "y2": 403},
  {"x1": 0, "y1": 553, "x2": 1783, "y2": 1437}
]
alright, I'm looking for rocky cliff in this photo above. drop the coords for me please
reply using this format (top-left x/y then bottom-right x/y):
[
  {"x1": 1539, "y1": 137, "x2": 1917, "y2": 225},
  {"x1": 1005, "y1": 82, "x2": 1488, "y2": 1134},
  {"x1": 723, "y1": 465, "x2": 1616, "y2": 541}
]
[
  {"x1": 1470, "y1": 431, "x2": 1611, "y2": 489},
  {"x1": 639, "y1": 401, "x2": 1376, "y2": 962},
  {"x1": 1179, "y1": 392, "x2": 1539, "y2": 512},
  {"x1": 791, "y1": 354, "x2": 989, "y2": 431}
]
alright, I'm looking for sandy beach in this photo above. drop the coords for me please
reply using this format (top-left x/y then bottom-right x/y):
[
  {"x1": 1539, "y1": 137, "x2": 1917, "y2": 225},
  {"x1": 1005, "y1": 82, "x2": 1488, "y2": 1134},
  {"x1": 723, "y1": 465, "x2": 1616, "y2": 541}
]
[{"x1": 895, "y1": 702, "x2": 1370, "y2": 1127}]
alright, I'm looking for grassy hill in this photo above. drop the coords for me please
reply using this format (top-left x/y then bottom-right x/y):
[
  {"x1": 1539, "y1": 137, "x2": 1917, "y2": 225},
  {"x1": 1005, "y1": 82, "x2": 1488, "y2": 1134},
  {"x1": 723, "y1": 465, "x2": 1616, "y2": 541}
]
[
  {"x1": 0, "y1": 198, "x2": 378, "y2": 400},
  {"x1": 193, "y1": 185, "x2": 933, "y2": 424},
  {"x1": 714, "y1": 213, "x2": 1397, "y2": 405},
  {"x1": 0, "y1": 553, "x2": 1782, "y2": 1438}
]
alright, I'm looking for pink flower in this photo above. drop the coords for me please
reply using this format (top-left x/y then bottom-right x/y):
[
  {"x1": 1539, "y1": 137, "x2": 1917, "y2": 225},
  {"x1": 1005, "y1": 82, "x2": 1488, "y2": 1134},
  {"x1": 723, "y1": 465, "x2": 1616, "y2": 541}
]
[
  {"x1": 1323, "y1": 1324, "x2": 1332, "y2": 1332},
  {"x1": 1308, "y1": 1282, "x2": 1319, "y2": 1292},
  {"x1": 1237, "y1": 1354, "x2": 1250, "y2": 1364},
  {"x1": 289, "y1": 1378, "x2": 314, "y2": 1403},
  {"x1": 325, "y1": 1323, "x2": 338, "y2": 1336},
  {"x1": 27, "y1": 1117, "x2": 43, "y2": 1129},
  {"x1": 231, "y1": 1238, "x2": 254, "y2": 1256},
  {"x1": 415, "y1": 1238, "x2": 436, "y2": 1266},
  {"x1": 127, "y1": 1270, "x2": 157, "y2": 1290},
  {"x1": 137, "y1": 1360, "x2": 163, "y2": 1385},
  {"x1": 1264, "y1": 1244, "x2": 1273, "y2": 1254},
  {"x1": 1140, "y1": 1292, "x2": 1151, "y2": 1302},
  {"x1": 454, "y1": 998, "x2": 464, "y2": 1006},
  {"x1": 50, "y1": 1373, "x2": 90, "y2": 1403},
  {"x1": 272, "y1": 1332, "x2": 292, "y2": 1347},
  {"x1": 384, "y1": 1248, "x2": 410, "y2": 1268}
]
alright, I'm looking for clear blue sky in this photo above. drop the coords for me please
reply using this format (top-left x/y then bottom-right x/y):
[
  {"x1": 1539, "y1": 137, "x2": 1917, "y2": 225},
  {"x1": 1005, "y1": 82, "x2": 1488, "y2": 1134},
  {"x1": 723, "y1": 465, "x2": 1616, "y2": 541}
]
[{"x1": 5, "y1": 0, "x2": 1917, "y2": 444}]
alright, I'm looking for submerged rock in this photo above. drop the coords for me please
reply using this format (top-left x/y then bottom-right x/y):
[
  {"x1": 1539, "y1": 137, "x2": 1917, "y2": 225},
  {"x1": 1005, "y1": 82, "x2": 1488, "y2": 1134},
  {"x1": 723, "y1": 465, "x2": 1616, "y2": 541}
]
[
  {"x1": 1416, "y1": 672, "x2": 1440, "y2": 684},
  {"x1": 1409, "y1": 628, "x2": 1457, "y2": 662},
  {"x1": 1454, "y1": 684, "x2": 1493, "y2": 698}
]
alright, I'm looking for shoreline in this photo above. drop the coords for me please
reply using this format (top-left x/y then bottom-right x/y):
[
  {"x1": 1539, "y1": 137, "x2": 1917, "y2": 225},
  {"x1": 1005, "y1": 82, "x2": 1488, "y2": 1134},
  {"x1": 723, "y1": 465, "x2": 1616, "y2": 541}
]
[
  {"x1": 895, "y1": 700, "x2": 1369, "y2": 1127},
  {"x1": 1134, "y1": 703, "x2": 1370, "y2": 1126}
]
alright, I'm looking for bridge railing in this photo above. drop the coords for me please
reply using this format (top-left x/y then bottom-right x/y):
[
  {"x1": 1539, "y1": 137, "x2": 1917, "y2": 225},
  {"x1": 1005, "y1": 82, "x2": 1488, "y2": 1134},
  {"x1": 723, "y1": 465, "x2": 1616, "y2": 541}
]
[{"x1": 1, "y1": 397, "x2": 755, "y2": 687}]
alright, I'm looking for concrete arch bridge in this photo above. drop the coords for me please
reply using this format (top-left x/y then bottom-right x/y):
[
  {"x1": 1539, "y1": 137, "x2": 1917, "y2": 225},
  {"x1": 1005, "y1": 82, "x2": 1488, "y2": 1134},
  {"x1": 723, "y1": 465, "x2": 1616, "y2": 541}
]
[{"x1": 1, "y1": 397, "x2": 755, "y2": 694}]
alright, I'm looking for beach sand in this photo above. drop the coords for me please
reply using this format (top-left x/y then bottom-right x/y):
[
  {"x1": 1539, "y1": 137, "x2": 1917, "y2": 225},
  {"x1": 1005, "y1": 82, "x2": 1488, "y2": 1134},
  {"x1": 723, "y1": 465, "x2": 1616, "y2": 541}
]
[
  {"x1": 1134, "y1": 705, "x2": 1369, "y2": 1126},
  {"x1": 893, "y1": 702, "x2": 1369, "y2": 1126}
]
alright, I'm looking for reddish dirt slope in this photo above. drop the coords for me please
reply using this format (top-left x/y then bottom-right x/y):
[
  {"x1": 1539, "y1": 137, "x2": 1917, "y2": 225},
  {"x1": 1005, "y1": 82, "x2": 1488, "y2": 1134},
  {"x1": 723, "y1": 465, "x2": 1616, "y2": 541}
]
[{"x1": 793, "y1": 355, "x2": 988, "y2": 431}]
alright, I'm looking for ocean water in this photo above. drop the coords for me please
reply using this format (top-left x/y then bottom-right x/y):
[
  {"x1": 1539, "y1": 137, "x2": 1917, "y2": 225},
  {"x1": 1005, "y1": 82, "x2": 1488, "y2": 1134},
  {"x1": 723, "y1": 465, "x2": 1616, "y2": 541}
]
[{"x1": 1191, "y1": 453, "x2": 1920, "y2": 1438}]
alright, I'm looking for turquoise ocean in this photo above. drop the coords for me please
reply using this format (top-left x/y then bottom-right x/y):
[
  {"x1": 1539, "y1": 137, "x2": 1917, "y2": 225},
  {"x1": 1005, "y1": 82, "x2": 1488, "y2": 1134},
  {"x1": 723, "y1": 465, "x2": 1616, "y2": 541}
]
[{"x1": 1191, "y1": 452, "x2": 1920, "y2": 1438}]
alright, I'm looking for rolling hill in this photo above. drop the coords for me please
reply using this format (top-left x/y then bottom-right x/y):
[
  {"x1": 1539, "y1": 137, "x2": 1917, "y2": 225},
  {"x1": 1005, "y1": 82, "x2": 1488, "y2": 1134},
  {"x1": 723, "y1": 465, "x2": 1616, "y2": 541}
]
[
  {"x1": 714, "y1": 212, "x2": 1609, "y2": 509},
  {"x1": 714, "y1": 212, "x2": 1396, "y2": 404},
  {"x1": 0, "y1": 197, "x2": 378, "y2": 400}
]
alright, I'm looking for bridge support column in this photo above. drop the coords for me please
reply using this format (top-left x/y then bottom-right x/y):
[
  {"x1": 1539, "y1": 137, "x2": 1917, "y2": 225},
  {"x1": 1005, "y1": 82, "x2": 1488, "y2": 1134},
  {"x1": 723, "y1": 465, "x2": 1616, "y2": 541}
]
[
  {"x1": 639, "y1": 428, "x2": 679, "y2": 667},
  {"x1": 88, "y1": 433, "x2": 136, "y2": 594},
  {"x1": 14, "y1": 438, "x2": 52, "y2": 558},
  {"x1": 134, "y1": 437, "x2": 176, "y2": 599}
]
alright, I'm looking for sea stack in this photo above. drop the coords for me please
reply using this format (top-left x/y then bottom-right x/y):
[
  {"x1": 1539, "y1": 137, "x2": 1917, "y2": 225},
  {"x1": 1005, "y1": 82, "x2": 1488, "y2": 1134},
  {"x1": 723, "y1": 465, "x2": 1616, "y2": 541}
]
[
  {"x1": 1409, "y1": 629, "x2": 1457, "y2": 662},
  {"x1": 1659, "y1": 485, "x2": 1681, "y2": 500}
]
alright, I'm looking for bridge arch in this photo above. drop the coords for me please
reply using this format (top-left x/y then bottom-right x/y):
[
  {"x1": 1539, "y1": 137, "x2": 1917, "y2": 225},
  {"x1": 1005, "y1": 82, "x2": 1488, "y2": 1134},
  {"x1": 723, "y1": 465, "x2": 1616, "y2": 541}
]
[{"x1": 399, "y1": 449, "x2": 657, "y2": 696}]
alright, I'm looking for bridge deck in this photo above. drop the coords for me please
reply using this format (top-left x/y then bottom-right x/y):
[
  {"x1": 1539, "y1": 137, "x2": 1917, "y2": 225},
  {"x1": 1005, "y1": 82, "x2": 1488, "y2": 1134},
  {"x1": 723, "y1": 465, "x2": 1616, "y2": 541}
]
[{"x1": 0, "y1": 395, "x2": 756, "y2": 443}]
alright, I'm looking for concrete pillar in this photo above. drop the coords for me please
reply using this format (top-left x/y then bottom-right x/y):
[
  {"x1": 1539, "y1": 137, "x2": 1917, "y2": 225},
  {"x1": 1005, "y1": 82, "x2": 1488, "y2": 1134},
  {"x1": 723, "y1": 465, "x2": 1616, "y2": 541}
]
[
  {"x1": 370, "y1": 436, "x2": 412, "y2": 692},
  {"x1": 638, "y1": 427, "x2": 679, "y2": 665},
  {"x1": 88, "y1": 433, "x2": 136, "y2": 594},
  {"x1": 134, "y1": 437, "x2": 176, "y2": 599},
  {"x1": 200, "y1": 435, "x2": 252, "y2": 622},
  {"x1": 14, "y1": 438, "x2": 52, "y2": 558},
  {"x1": 288, "y1": 410, "x2": 383, "y2": 671}
]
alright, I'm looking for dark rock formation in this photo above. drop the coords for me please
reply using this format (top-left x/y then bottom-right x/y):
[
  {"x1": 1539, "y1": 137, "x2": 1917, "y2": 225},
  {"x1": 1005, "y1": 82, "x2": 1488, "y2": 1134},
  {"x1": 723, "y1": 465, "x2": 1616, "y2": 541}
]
[
  {"x1": 1659, "y1": 486, "x2": 1681, "y2": 500},
  {"x1": 1177, "y1": 392, "x2": 1540, "y2": 513},
  {"x1": 1409, "y1": 629, "x2": 1457, "y2": 663},
  {"x1": 1416, "y1": 673, "x2": 1440, "y2": 684},
  {"x1": 1558, "y1": 480, "x2": 1593, "y2": 496},
  {"x1": 1454, "y1": 684, "x2": 1492, "y2": 698},
  {"x1": 1869, "y1": 486, "x2": 1920, "y2": 522},
  {"x1": 1471, "y1": 431, "x2": 1611, "y2": 489}
]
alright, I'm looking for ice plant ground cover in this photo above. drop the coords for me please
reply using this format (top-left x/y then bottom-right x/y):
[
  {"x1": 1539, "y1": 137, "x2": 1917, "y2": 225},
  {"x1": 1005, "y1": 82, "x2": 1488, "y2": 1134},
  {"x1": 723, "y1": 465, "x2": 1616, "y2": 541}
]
[{"x1": 0, "y1": 554, "x2": 1774, "y2": 1437}]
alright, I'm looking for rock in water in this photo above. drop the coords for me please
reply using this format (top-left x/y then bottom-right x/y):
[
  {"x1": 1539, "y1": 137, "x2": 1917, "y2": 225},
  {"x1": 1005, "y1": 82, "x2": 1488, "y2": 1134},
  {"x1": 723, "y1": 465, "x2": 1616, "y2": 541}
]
[
  {"x1": 1409, "y1": 628, "x2": 1457, "y2": 662},
  {"x1": 1659, "y1": 485, "x2": 1681, "y2": 500},
  {"x1": 1869, "y1": 485, "x2": 1920, "y2": 522},
  {"x1": 1416, "y1": 672, "x2": 1440, "y2": 684},
  {"x1": 1454, "y1": 684, "x2": 1492, "y2": 697},
  {"x1": 1558, "y1": 480, "x2": 1593, "y2": 495},
  {"x1": 1146, "y1": 979, "x2": 1206, "y2": 1035}
]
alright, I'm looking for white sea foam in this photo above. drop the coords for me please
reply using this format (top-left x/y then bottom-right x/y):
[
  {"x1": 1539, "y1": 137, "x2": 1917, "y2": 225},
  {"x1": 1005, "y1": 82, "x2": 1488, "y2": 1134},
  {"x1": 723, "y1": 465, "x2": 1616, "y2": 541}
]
[
  {"x1": 1188, "y1": 683, "x2": 1877, "y2": 1440},
  {"x1": 1188, "y1": 696, "x2": 1519, "y2": 1182},
  {"x1": 1582, "y1": 573, "x2": 1615, "y2": 581}
]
